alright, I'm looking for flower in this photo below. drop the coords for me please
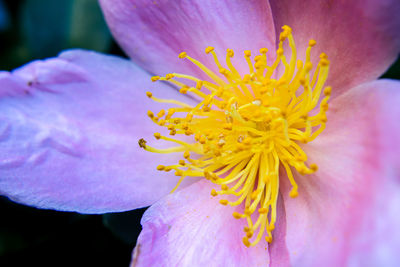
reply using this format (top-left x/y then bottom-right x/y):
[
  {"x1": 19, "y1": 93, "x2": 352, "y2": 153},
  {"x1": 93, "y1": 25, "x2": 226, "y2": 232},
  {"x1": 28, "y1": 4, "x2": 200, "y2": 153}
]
[{"x1": 1, "y1": 0, "x2": 400, "y2": 266}]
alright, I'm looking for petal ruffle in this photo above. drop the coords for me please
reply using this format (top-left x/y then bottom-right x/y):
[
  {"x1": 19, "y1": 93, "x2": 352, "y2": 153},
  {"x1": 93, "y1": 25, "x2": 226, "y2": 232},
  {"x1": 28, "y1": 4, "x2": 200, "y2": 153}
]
[
  {"x1": 0, "y1": 50, "x2": 196, "y2": 213},
  {"x1": 278, "y1": 80, "x2": 400, "y2": 266},
  {"x1": 99, "y1": 0, "x2": 276, "y2": 77},
  {"x1": 131, "y1": 180, "x2": 276, "y2": 267},
  {"x1": 270, "y1": 0, "x2": 400, "y2": 98}
]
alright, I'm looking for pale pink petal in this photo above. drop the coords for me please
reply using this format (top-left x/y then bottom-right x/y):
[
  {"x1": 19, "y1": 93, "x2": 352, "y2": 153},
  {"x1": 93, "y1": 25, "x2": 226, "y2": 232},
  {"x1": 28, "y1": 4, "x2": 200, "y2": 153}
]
[
  {"x1": 131, "y1": 180, "x2": 275, "y2": 267},
  {"x1": 270, "y1": 0, "x2": 400, "y2": 98},
  {"x1": 99, "y1": 0, "x2": 276, "y2": 78},
  {"x1": 0, "y1": 49, "x2": 196, "y2": 213},
  {"x1": 278, "y1": 80, "x2": 400, "y2": 266}
]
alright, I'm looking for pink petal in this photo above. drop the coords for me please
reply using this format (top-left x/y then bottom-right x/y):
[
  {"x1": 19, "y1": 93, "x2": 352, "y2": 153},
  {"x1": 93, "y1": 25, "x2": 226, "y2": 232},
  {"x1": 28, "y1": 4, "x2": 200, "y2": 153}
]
[
  {"x1": 131, "y1": 180, "x2": 275, "y2": 267},
  {"x1": 278, "y1": 80, "x2": 400, "y2": 266},
  {"x1": 0, "y1": 49, "x2": 196, "y2": 213},
  {"x1": 99, "y1": 0, "x2": 276, "y2": 78},
  {"x1": 270, "y1": 0, "x2": 400, "y2": 98}
]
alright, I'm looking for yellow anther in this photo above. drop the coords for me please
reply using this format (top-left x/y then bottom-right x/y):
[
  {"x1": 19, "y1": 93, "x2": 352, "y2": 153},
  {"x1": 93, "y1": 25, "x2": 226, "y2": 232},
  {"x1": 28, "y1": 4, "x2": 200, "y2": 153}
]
[
  {"x1": 289, "y1": 189, "x2": 299, "y2": 198},
  {"x1": 157, "y1": 110, "x2": 165, "y2": 118},
  {"x1": 310, "y1": 163, "x2": 318, "y2": 172},
  {"x1": 179, "y1": 160, "x2": 186, "y2": 166},
  {"x1": 320, "y1": 52, "x2": 328, "y2": 59},
  {"x1": 324, "y1": 86, "x2": 332, "y2": 96},
  {"x1": 154, "y1": 133, "x2": 161, "y2": 139},
  {"x1": 244, "y1": 50, "x2": 251, "y2": 57},
  {"x1": 320, "y1": 58, "x2": 330, "y2": 66},
  {"x1": 250, "y1": 190, "x2": 259, "y2": 200},
  {"x1": 178, "y1": 52, "x2": 187, "y2": 58},
  {"x1": 146, "y1": 91, "x2": 153, "y2": 98},
  {"x1": 164, "y1": 166, "x2": 172, "y2": 172},
  {"x1": 183, "y1": 151, "x2": 190, "y2": 159},
  {"x1": 156, "y1": 165, "x2": 165, "y2": 171},
  {"x1": 246, "y1": 231, "x2": 253, "y2": 238},
  {"x1": 282, "y1": 25, "x2": 292, "y2": 34},
  {"x1": 227, "y1": 49, "x2": 234, "y2": 57},
  {"x1": 175, "y1": 170, "x2": 183, "y2": 176},
  {"x1": 259, "y1": 48, "x2": 268, "y2": 54},
  {"x1": 199, "y1": 136, "x2": 207, "y2": 144},
  {"x1": 267, "y1": 224, "x2": 275, "y2": 232},
  {"x1": 242, "y1": 237, "x2": 251, "y2": 247},
  {"x1": 210, "y1": 189, "x2": 218, "y2": 196},
  {"x1": 232, "y1": 212, "x2": 242, "y2": 219},
  {"x1": 147, "y1": 110, "x2": 154, "y2": 118},
  {"x1": 265, "y1": 236, "x2": 272, "y2": 243},
  {"x1": 305, "y1": 62, "x2": 313, "y2": 71},
  {"x1": 219, "y1": 68, "x2": 229, "y2": 75},
  {"x1": 205, "y1": 46, "x2": 214, "y2": 54},
  {"x1": 151, "y1": 76, "x2": 160, "y2": 82},
  {"x1": 219, "y1": 199, "x2": 229, "y2": 205},
  {"x1": 277, "y1": 48, "x2": 284, "y2": 56},
  {"x1": 179, "y1": 87, "x2": 188, "y2": 94},
  {"x1": 165, "y1": 73, "x2": 174, "y2": 80},
  {"x1": 309, "y1": 39, "x2": 317, "y2": 47},
  {"x1": 221, "y1": 184, "x2": 229, "y2": 191}
]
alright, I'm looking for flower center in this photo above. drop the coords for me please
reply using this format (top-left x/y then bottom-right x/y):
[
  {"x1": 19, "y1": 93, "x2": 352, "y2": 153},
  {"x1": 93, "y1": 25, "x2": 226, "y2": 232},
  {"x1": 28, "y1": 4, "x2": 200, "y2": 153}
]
[{"x1": 139, "y1": 25, "x2": 330, "y2": 247}]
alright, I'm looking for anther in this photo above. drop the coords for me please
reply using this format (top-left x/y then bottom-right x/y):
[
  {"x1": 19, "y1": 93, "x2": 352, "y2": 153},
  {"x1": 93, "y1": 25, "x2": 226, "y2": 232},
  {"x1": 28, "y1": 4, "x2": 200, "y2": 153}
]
[
  {"x1": 219, "y1": 199, "x2": 228, "y2": 205},
  {"x1": 156, "y1": 165, "x2": 165, "y2": 171},
  {"x1": 309, "y1": 39, "x2": 317, "y2": 47},
  {"x1": 178, "y1": 52, "x2": 187, "y2": 58},
  {"x1": 205, "y1": 46, "x2": 214, "y2": 54},
  {"x1": 289, "y1": 189, "x2": 299, "y2": 198},
  {"x1": 183, "y1": 151, "x2": 190, "y2": 159},
  {"x1": 210, "y1": 189, "x2": 218, "y2": 196},
  {"x1": 232, "y1": 212, "x2": 242, "y2": 219},
  {"x1": 154, "y1": 133, "x2": 161, "y2": 139},
  {"x1": 151, "y1": 76, "x2": 160, "y2": 82},
  {"x1": 221, "y1": 184, "x2": 229, "y2": 191},
  {"x1": 138, "y1": 138, "x2": 147, "y2": 148}
]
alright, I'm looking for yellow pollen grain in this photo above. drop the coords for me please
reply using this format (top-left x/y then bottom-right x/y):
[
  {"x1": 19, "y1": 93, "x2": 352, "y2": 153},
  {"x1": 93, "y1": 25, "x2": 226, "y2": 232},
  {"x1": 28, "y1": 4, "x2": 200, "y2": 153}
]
[{"x1": 140, "y1": 25, "x2": 331, "y2": 248}]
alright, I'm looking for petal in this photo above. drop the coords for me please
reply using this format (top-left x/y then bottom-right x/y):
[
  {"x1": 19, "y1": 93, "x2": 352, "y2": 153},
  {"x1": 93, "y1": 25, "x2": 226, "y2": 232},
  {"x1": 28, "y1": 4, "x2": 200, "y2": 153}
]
[
  {"x1": 0, "y1": 49, "x2": 197, "y2": 213},
  {"x1": 131, "y1": 180, "x2": 273, "y2": 267},
  {"x1": 278, "y1": 80, "x2": 400, "y2": 266},
  {"x1": 99, "y1": 0, "x2": 276, "y2": 77},
  {"x1": 270, "y1": 0, "x2": 400, "y2": 98}
]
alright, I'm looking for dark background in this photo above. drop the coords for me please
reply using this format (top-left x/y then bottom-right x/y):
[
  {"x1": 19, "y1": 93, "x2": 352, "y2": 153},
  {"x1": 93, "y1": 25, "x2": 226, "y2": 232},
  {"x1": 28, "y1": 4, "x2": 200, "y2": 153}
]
[{"x1": 0, "y1": 0, "x2": 399, "y2": 266}]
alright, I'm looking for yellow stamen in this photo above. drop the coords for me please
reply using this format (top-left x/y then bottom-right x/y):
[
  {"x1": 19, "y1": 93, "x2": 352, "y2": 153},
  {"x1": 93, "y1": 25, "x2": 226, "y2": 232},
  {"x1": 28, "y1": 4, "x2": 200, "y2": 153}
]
[{"x1": 140, "y1": 25, "x2": 331, "y2": 248}]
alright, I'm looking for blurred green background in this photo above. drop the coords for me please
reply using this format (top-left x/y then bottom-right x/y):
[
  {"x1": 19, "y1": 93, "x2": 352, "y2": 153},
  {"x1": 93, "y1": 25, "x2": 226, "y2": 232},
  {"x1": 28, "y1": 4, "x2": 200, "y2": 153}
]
[{"x1": 0, "y1": 0, "x2": 398, "y2": 266}]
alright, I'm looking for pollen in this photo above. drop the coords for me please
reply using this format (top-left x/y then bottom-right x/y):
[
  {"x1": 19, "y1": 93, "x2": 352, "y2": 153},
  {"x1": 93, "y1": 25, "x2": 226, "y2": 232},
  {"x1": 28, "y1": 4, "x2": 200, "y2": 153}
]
[{"x1": 140, "y1": 25, "x2": 331, "y2": 247}]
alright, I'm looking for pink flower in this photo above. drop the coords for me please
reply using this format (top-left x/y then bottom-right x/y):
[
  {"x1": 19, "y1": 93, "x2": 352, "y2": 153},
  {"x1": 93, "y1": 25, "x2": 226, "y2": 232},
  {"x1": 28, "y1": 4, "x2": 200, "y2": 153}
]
[{"x1": 1, "y1": 0, "x2": 400, "y2": 266}]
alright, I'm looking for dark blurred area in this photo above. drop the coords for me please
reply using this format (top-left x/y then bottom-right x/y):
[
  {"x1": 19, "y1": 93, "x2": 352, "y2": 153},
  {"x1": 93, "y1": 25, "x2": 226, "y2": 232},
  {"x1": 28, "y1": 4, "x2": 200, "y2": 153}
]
[
  {"x1": 0, "y1": 0, "x2": 144, "y2": 266},
  {"x1": 0, "y1": 1, "x2": 399, "y2": 267}
]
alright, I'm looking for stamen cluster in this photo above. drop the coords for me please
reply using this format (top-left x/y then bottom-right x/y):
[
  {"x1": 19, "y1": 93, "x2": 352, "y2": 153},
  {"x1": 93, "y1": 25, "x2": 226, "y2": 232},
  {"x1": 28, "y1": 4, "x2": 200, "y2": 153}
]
[{"x1": 140, "y1": 25, "x2": 331, "y2": 247}]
